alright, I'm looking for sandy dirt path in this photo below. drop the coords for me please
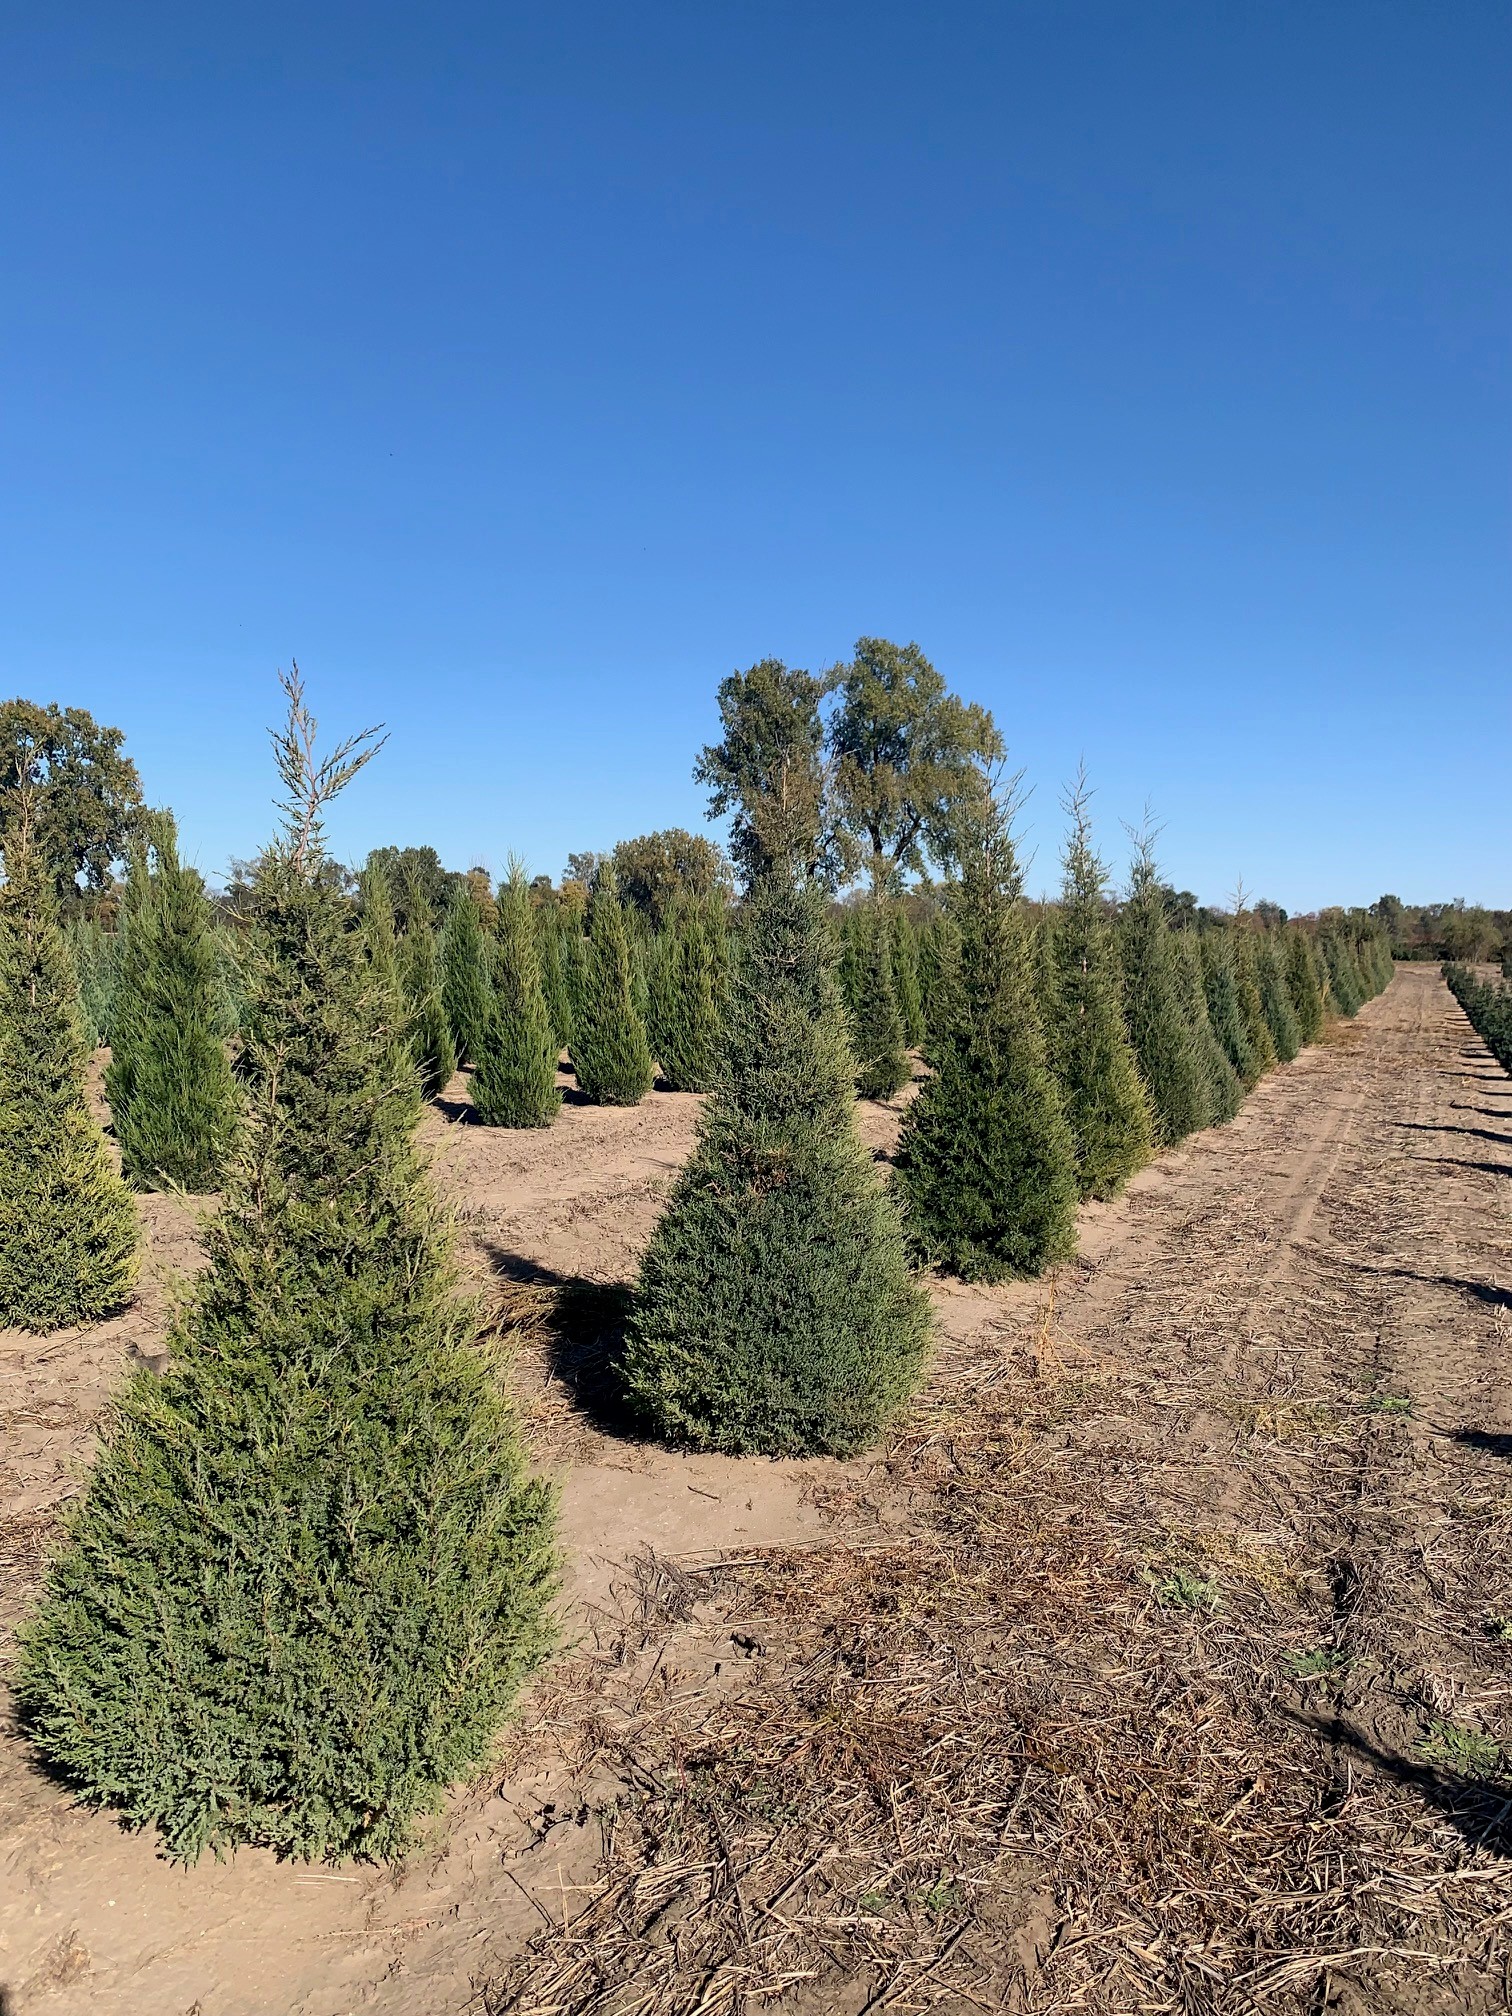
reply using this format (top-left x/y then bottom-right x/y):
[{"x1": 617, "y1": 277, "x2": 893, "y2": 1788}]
[{"x1": 2, "y1": 965, "x2": 1510, "y2": 2015}]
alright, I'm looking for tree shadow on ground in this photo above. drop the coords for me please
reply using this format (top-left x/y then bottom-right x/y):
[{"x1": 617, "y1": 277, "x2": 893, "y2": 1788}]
[
  {"x1": 1419, "y1": 1156, "x2": 1511, "y2": 1178},
  {"x1": 1445, "y1": 1427, "x2": 1512, "y2": 1461},
  {"x1": 1328, "y1": 1255, "x2": 1511, "y2": 1313},
  {"x1": 1395, "y1": 1120, "x2": 1512, "y2": 1148},
  {"x1": 483, "y1": 1246, "x2": 644, "y2": 1441},
  {"x1": 1281, "y1": 1707, "x2": 1512, "y2": 1858}
]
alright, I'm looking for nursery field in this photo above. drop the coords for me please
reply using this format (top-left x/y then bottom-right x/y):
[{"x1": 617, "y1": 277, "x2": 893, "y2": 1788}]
[{"x1": 3, "y1": 961, "x2": 1511, "y2": 2015}]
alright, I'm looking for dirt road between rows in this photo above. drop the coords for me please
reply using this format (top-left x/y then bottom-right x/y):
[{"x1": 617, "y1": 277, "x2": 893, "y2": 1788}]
[{"x1": 3, "y1": 964, "x2": 1510, "y2": 2014}]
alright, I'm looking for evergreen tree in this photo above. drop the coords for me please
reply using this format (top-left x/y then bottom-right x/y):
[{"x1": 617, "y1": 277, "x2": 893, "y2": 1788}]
[
  {"x1": 67, "y1": 916, "x2": 118, "y2": 1049},
  {"x1": 1118, "y1": 835, "x2": 1210, "y2": 1146},
  {"x1": 1321, "y1": 927, "x2": 1363, "y2": 1016},
  {"x1": 1233, "y1": 927, "x2": 1278, "y2": 1075},
  {"x1": 0, "y1": 817, "x2": 139, "y2": 1330},
  {"x1": 472, "y1": 863, "x2": 560, "y2": 1129},
  {"x1": 1173, "y1": 931, "x2": 1242, "y2": 1124},
  {"x1": 623, "y1": 866, "x2": 930, "y2": 1454},
  {"x1": 649, "y1": 894, "x2": 726, "y2": 1094},
  {"x1": 562, "y1": 925, "x2": 591, "y2": 1036},
  {"x1": 1284, "y1": 928, "x2": 1325, "y2": 1044},
  {"x1": 441, "y1": 886, "x2": 495, "y2": 1068},
  {"x1": 851, "y1": 900, "x2": 910, "y2": 1101},
  {"x1": 918, "y1": 907, "x2": 965, "y2": 1061},
  {"x1": 571, "y1": 862, "x2": 654, "y2": 1105},
  {"x1": 14, "y1": 675, "x2": 555, "y2": 1863},
  {"x1": 837, "y1": 906, "x2": 865, "y2": 1026},
  {"x1": 890, "y1": 907, "x2": 926, "y2": 1048},
  {"x1": 399, "y1": 908, "x2": 456, "y2": 1100},
  {"x1": 1254, "y1": 930, "x2": 1302, "y2": 1063},
  {"x1": 106, "y1": 817, "x2": 237, "y2": 1193},
  {"x1": 536, "y1": 913, "x2": 573, "y2": 1051},
  {"x1": 1201, "y1": 928, "x2": 1261, "y2": 1089},
  {"x1": 358, "y1": 860, "x2": 402, "y2": 999},
  {"x1": 1045, "y1": 780, "x2": 1154, "y2": 1199},
  {"x1": 895, "y1": 774, "x2": 1079, "y2": 1278}
]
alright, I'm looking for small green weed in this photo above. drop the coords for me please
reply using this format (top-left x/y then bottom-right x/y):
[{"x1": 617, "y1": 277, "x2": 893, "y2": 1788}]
[
  {"x1": 1369, "y1": 1393, "x2": 1414, "y2": 1416},
  {"x1": 1286, "y1": 1645, "x2": 1349, "y2": 1679},
  {"x1": 1150, "y1": 1567, "x2": 1222, "y2": 1612},
  {"x1": 1417, "y1": 1719, "x2": 1503, "y2": 1780},
  {"x1": 1487, "y1": 1615, "x2": 1512, "y2": 1643}
]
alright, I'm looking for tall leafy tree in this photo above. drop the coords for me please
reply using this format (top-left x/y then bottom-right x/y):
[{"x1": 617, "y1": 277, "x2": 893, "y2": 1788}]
[
  {"x1": 623, "y1": 865, "x2": 930, "y2": 1454},
  {"x1": 895, "y1": 770, "x2": 1079, "y2": 1278},
  {"x1": 1118, "y1": 832, "x2": 1210, "y2": 1147},
  {"x1": 571, "y1": 862, "x2": 654, "y2": 1105},
  {"x1": 695, "y1": 659, "x2": 842, "y2": 887},
  {"x1": 0, "y1": 809, "x2": 139, "y2": 1328},
  {"x1": 610, "y1": 829, "x2": 732, "y2": 928},
  {"x1": 472, "y1": 863, "x2": 560, "y2": 1129},
  {"x1": 105, "y1": 815, "x2": 238, "y2": 1192},
  {"x1": 1045, "y1": 778, "x2": 1154, "y2": 1200},
  {"x1": 0, "y1": 699, "x2": 144, "y2": 900},
  {"x1": 14, "y1": 673, "x2": 555, "y2": 1864}
]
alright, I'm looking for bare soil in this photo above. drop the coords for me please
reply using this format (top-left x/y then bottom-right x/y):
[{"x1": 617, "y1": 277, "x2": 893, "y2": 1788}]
[{"x1": 3, "y1": 965, "x2": 1511, "y2": 2014}]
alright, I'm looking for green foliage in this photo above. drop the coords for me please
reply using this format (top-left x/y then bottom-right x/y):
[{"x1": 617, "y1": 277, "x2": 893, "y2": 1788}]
[
  {"x1": 695, "y1": 659, "x2": 839, "y2": 885},
  {"x1": 399, "y1": 909, "x2": 455, "y2": 1100},
  {"x1": 472, "y1": 864, "x2": 561, "y2": 1129},
  {"x1": 850, "y1": 900, "x2": 910, "y2": 1102},
  {"x1": 1118, "y1": 838, "x2": 1211, "y2": 1147},
  {"x1": 1321, "y1": 928, "x2": 1364, "y2": 1016},
  {"x1": 13, "y1": 675, "x2": 555, "y2": 1864},
  {"x1": 1045, "y1": 782, "x2": 1155, "y2": 1199},
  {"x1": 1232, "y1": 930, "x2": 1278, "y2": 1076},
  {"x1": 1444, "y1": 964, "x2": 1512, "y2": 1075},
  {"x1": 571, "y1": 863, "x2": 654, "y2": 1106},
  {"x1": 1254, "y1": 930, "x2": 1302, "y2": 1063},
  {"x1": 364, "y1": 845, "x2": 455, "y2": 933},
  {"x1": 831, "y1": 638, "x2": 1002, "y2": 893},
  {"x1": 623, "y1": 867, "x2": 930, "y2": 1455},
  {"x1": 890, "y1": 907, "x2": 926, "y2": 1047},
  {"x1": 1284, "y1": 929, "x2": 1325, "y2": 1044},
  {"x1": 1172, "y1": 932, "x2": 1241, "y2": 1125},
  {"x1": 0, "y1": 698, "x2": 144, "y2": 898},
  {"x1": 536, "y1": 913, "x2": 574, "y2": 1049},
  {"x1": 649, "y1": 895, "x2": 726, "y2": 1093},
  {"x1": 441, "y1": 884, "x2": 496, "y2": 1067},
  {"x1": 896, "y1": 776, "x2": 1079, "y2": 1279},
  {"x1": 0, "y1": 819, "x2": 139, "y2": 1329},
  {"x1": 1201, "y1": 929, "x2": 1260, "y2": 1089},
  {"x1": 611, "y1": 829, "x2": 731, "y2": 928},
  {"x1": 917, "y1": 907, "x2": 965, "y2": 1060},
  {"x1": 105, "y1": 817, "x2": 238, "y2": 1193},
  {"x1": 66, "y1": 916, "x2": 118, "y2": 1048}
]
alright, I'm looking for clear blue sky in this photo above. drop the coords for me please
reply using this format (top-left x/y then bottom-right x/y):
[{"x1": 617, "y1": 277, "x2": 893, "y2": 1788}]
[{"x1": 1, "y1": 3, "x2": 1506, "y2": 910}]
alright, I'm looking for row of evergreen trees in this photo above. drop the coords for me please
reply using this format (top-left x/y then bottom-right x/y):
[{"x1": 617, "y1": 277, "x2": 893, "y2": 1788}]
[{"x1": 1444, "y1": 962, "x2": 1512, "y2": 1075}]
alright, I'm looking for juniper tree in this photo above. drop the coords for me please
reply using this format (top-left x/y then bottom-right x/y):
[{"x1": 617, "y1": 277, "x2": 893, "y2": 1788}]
[
  {"x1": 918, "y1": 907, "x2": 965, "y2": 1060},
  {"x1": 441, "y1": 885, "x2": 495, "y2": 1067},
  {"x1": 649, "y1": 894, "x2": 726, "y2": 1094},
  {"x1": 536, "y1": 913, "x2": 573, "y2": 1050},
  {"x1": 105, "y1": 816, "x2": 237, "y2": 1194},
  {"x1": 1045, "y1": 778, "x2": 1154, "y2": 1199},
  {"x1": 1118, "y1": 833, "x2": 1210, "y2": 1147},
  {"x1": 622, "y1": 865, "x2": 930, "y2": 1454},
  {"x1": 895, "y1": 773, "x2": 1079, "y2": 1278},
  {"x1": 1254, "y1": 930, "x2": 1302, "y2": 1062},
  {"x1": 1233, "y1": 927, "x2": 1278, "y2": 1076},
  {"x1": 851, "y1": 900, "x2": 910, "y2": 1101},
  {"x1": 890, "y1": 907, "x2": 926, "y2": 1048},
  {"x1": 571, "y1": 862, "x2": 654, "y2": 1105},
  {"x1": 1172, "y1": 931, "x2": 1241, "y2": 1124},
  {"x1": 1284, "y1": 929, "x2": 1325, "y2": 1044},
  {"x1": 472, "y1": 863, "x2": 560, "y2": 1129},
  {"x1": 0, "y1": 815, "x2": 139, "y2": 1330},
  {"x1": 395, "y1": 867, "x2": 455, "y2": 1099},
  {"x1": 1201, "y1": 928, "x2": 1261, "y2": 1089},
  {"x1": 1320, "y1": 929, "x2": 1363, "y2": 1016},
  {"x1": 67, "y1": 916, "x2": 117, "y2": 1049},
  {"x1": 13, "y1": 673, "x2": 556, "y2": 1864}
]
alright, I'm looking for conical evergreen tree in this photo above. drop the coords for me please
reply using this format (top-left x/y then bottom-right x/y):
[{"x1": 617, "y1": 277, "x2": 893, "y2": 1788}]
[
  {"x1": 106, "y1": 817, "x2": 237, "y2": 1194},
  {"x1": 14, "y1": 676, "x2": 555, "y2": 1864},
  {"x1": 1202, "y1": 928, "x2": 1260, "y2": 1089},
  {"x1": 895, "y1": 776, "x2": 1079, "y2": 1278},
  {"x1": 837, "y1": 906, "x2": 865, "y2": 1026},
  {"x1": 851, "y1": 899, "x2": 910, "y2": 1101},
  {"x1": 1233, "y1": 927, "x2": 1278, "y2": 1076},
  {"x1": 1254, "y1": 930, "x2": 1302, "y2": 1062},
  {"x1": 67, "y1": 916, "x2": 118, "y2": 1049},
  {"x1": 1045, "y1": 780, "x2": 1154, "y2": 1200},
  {"x1": 1118, "y1": 836, "x2": 1210, "y2": 1147},
  {"x1": 1320, "y1": 929, "x2": 1363, "y2": 1016},
  {"x1": 918, "y1": 907, "x2": 965, "y2": 1061},
  {"x1": 399, "y1": 911, "x2": 456, "y2": 1099},
  {"x1": 441, "y1": 886, "x2": 495, "y2": 1068},
  {"x1": 571, "y1": 862, "x2": 654, "y2": 1105},
  {"x1": 1284, "y1": 928, "x2": 1325, "y2": 1044},
  {"x1": 0, "y1": 819, "x2": 139, "y2": 1330},
  {"x1": 536, "y1": 913, "x2": 573, "y2": 1051},
  {"x1": 359, "y1": 861, "x2": 403, "y2": 999},
  {"x1": 623, "y1": 866, "x2": 930, "y2": 1454},
  {"x1": 472, "y1": 863, "x2": 560, "y2": 1129},
  {"x1": 890, "y1": 907, "x2": 926, "y2": 1048},
  {"x1": 649, "y1": 894, "x2": 726, "y2": 1094},
  {"x1": 1173, "y1": 931, "x2": 1242, "y2": 1124},
  {"x1": 562, "y1": 925, "x2": 591, "y2": 1036}
]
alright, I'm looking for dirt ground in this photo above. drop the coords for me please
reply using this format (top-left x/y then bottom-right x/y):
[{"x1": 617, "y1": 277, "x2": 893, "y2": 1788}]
[{"x1": 3, "y1": 964, "x2": 1511, "y2": 2014}]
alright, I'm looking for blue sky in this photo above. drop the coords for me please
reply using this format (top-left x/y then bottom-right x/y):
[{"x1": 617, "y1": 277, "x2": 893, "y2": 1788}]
[{"x1": 1, "y1": 3, "x2": 1506, "y2": 909}]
